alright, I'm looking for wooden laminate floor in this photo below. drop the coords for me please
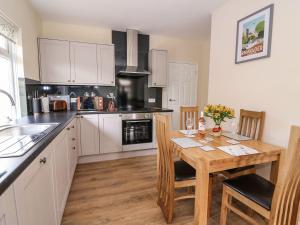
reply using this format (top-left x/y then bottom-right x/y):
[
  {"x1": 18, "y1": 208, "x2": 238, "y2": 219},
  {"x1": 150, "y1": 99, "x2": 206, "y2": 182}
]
[{"x1": 62, "y1": 155, "x2": 266, "y2": 225}]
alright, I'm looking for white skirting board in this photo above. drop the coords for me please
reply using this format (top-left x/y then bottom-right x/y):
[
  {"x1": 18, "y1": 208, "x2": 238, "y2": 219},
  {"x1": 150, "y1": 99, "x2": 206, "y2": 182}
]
[{"x1": 78, "y1": 148, "x2": 157, "y2": 164}]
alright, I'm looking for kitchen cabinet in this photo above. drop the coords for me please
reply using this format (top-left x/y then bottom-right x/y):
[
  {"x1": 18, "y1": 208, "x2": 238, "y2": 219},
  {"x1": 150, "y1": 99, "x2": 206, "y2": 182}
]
[
  {"x1": 80, "y1": 115, "x2": 100, "y2": 156},
  {"x1": 52, "y1": 129, "x2": 70, "y2": 223},
  {"x1": 99, "y1": 114, "x2": 122, "y2": 154},
  {"x1": 14, "y1": 143, "x2": 57, "y2": 225},
  {"x1": 97, "y1": 44, "x2": 115, "y2": 86},
  {"x1": 39, "y1": 38, "x2": 115, "y2": 86},
  {"x1": 70, "y1": 42, "x2": 98, "y2": 84},
  {"x1": 0, "y1": 186, "x2": 18, "y2": 225},
  {"x1": 148, "y1": 49, "x2": 168, "y2": 87},
  {"x1": 66, "y1": 119, "x2": 78, "y2": 180},
  {"x1": 39, "y1": 38, "x2": 71, "y2": 84}
]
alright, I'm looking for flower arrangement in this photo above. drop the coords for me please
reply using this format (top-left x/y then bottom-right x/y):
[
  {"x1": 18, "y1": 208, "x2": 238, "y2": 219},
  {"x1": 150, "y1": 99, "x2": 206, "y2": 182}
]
[{"x1": 204, "y1": 104, "x2": 235, "y2": 136}]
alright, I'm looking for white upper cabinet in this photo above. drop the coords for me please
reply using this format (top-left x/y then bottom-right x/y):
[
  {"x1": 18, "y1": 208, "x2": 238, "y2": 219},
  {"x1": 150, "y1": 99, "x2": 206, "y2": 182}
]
[
  {"x1": 0, "y1": 186, "x2": 18, "y2": 225},
  {"x1": 97, "y1": 44, "x2": 115, "y2": 86},
  {"x1": 70, "y1": 42, "x2": 98, "y2": 84},
  {"x1": 39, "y1": 39, "x2": 115, "y2": 86},
  {"x1": 14, "y1": 144, "x2": 57, "y2": 225},
  {"x1": 99, "y1": 114, "x2": 122, "y2": 154},
  {"x1": 80, "y1": 115, "x2": 100, "y2": 156},
  {"x1": 148, "y1": 49, "x2": 168, "y2": 87},
  {"x1": 39, "y1": 39, "x2": 71, "y2": 84}
]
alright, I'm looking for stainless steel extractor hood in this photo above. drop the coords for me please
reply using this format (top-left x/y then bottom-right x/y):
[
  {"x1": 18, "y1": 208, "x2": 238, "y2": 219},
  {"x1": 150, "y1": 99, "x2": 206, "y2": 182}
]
[{"x1": 118, "y1": 29, "x2": 150, "y2": 75}]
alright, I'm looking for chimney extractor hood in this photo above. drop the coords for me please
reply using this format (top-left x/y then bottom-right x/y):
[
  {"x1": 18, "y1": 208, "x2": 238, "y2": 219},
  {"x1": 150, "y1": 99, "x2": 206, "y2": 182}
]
[{"x1": 118, "y1": 29, "x2": 150, "y2": 75}]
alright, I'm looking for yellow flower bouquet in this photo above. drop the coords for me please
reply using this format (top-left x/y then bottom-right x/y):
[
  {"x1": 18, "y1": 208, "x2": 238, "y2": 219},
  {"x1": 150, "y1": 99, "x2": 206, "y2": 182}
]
[{"x1": 204, "y1": 104, "x2": 235, "y2": 135}]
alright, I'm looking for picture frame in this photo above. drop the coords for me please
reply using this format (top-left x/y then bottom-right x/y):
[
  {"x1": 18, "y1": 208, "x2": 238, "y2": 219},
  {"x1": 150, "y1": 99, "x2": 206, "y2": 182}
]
[{"x1": 235, "y1": 4, "x2": 274, "y2": 64}]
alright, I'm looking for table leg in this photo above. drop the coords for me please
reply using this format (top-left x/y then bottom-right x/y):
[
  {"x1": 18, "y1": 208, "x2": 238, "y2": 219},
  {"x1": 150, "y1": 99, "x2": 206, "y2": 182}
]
[
  {"x1": 194, "y1": 159, "x2": 210, "y2": 225},
  {"x1": 270, "y1": 160, "x2": 280, "y2": 184}
]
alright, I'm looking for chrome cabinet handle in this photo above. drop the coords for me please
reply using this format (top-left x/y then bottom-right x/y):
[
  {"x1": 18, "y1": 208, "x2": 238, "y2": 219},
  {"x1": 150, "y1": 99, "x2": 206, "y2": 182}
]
[
  {"x1": 40, "y1": 157, "x2": 47, "y2": 164},
  {"x1": 169, "y1": 98, "x2": 176, "y2": 102}
]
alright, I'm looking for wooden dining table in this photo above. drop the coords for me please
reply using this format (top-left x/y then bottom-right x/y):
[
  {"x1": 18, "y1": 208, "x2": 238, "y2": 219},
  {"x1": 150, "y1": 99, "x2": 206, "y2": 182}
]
[{"x1": 169, "y1": 131, "x2": 284, "y2": 225}]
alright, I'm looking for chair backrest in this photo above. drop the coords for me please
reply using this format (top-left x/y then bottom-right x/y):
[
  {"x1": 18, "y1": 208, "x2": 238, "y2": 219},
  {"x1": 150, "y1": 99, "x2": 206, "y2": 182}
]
[
  {"x1": 237, "y1": 109, "x2": 265, "y2": 140},
  {"x1": 270, "y1": 126, "x2": 300, "y2": 225},
  {"x1": 155, "y1": 114, "x2": 175, "y2": 205},
  {"x1": 180, "y1": 106, "x2": 199, "y2": 130}
]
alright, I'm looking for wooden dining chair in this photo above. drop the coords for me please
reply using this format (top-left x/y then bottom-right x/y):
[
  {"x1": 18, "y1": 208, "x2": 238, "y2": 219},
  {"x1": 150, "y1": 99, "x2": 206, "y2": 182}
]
[
  {"x1": 155, "y1": 114, "x2": 212, "y2": 223},
  {"x1": 180, "y1": 106, "x2": 199, "y2": 130},
  {"x1": 220, "y1": 109, "x2": 266, "y2": 179},
  {"x1": 220, "y1": 126, "x2": 300, "y2": 225}
]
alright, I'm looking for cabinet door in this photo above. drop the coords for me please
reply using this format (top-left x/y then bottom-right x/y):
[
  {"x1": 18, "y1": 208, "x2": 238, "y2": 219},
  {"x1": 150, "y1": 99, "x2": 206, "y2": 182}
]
[
  {"x1": 66, "y1": 119, "x2": 78, "y2": 179},
  {"x1": 70, "y1": 42, "x2": 98, "y2": 84},
  {"x1": 14, "y1": 145, "x2": 57, "y2": 225},
  {"x1": 39, "y1": 39, "x2": 71, "y2": 84},
  {"x1": 52, "y1": 129, "x2": 70, "y2": 223},
  {"x1": 149, "y1": 50, "x2": 168, "y2": 87},
  {"x1": 80, "y1": 115, "x2": 100, "y2": 155},
  {"x1": 97, "y1": 44, "x2": 115, "y2": 86},
  {"x1": 0, "y1": 186, "x2": 18, "y2": 225},
  {"x1": 99, "y1": 114, "x2": 122, "y2": 154}
]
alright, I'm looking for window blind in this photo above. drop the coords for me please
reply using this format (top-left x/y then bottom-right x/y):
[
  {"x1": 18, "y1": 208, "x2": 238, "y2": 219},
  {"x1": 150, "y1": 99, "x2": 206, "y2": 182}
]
[{"x1": 0, "y1": 15, "x2": 18, "y2": 43}]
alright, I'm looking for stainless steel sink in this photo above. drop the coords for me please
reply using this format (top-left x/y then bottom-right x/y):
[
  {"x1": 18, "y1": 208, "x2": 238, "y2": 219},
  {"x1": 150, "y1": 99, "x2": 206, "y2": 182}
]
[
  {"x1": 0, "y1": 123, "x2": 59, "y2": 158},
  {"x1": 0, "y1": 123, "x2": 59, "y2": 136}
]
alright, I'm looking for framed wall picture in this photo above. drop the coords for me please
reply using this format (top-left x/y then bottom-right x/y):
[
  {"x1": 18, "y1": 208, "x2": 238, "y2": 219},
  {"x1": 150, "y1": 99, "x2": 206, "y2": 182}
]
[{"x1": 235, "y1": 4, "x2": 274, "y2": 64}]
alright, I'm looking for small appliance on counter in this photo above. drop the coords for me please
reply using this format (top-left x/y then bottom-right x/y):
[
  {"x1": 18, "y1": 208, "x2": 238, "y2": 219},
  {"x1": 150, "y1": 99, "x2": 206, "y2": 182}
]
[
  {"x1": 50, "y1": 100, "x2": 67, "y2": 112},
  {"x1": 77, "y1": 96, "x2": 104, "y2": 111},
  {"x1": 107, "y1": 93, "x2": 117, "y2": 112},
  {"x1": 48, "y1": 95, "x2": 70, "y2": 111}
]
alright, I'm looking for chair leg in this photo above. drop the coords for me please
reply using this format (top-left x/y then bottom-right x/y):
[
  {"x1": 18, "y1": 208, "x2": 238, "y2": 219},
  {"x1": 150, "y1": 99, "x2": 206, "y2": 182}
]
[{"x1": 220, "y1": 186, "x2": 229, "y2": 225}]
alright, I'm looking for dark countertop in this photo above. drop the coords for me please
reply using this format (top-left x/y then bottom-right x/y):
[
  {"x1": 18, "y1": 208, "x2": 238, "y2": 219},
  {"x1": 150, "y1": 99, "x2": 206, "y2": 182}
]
[{"x1": 0, "y1": 108, "x2": 173, "y2": 195}]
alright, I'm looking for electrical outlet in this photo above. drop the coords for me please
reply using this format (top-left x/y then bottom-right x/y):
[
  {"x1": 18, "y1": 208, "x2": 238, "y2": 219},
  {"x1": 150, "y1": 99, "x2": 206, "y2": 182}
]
[{"x1": 148, "y1": 98, "x2": 156, "y2": 103}]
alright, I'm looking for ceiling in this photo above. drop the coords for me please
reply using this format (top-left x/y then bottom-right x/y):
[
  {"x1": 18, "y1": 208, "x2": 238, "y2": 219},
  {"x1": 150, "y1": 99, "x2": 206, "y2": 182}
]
[{"x1": 29, "y1": 0, "x2": 227, "y2": 40}]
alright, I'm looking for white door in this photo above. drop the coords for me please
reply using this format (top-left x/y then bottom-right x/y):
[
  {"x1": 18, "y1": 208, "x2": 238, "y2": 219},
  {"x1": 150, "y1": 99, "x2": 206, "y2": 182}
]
[
  {"x1": 39, "y1": 39, "x2": 71, "y2": 84},
  {"x1": 14, "y1": 145, "x2": 57, "y2": 225},
  {"x1": 97, "y1": 44, "x2": 115, "y2": 86},
  {"x1": 80, "y1": 115, "x2": 100, "y2": 155},
  {"x1": 99, "y1": 114, "x2": 122, "y2": 153},
  {"x1": 70, "y1": 42, "x2": 98, "y2": 84},
  {"x1": 0, "y1": 186, "x2": 18, "y2": 225},
  {"x1": 52, "y1": 129, "x2": 70, "y2": 223},
  {"x1": 166, "y1": 63, "x2": 198, "y2": 130}
]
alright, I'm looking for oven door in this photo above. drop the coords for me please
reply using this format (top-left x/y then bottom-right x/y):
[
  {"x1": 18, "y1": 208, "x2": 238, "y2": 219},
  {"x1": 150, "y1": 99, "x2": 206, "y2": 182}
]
[{"x1": 122, "y1": 119, "x2": 153, "y2": 145}]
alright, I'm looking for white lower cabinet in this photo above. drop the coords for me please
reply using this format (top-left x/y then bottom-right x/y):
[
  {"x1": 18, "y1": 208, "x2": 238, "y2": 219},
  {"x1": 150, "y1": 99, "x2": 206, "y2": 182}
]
[
  {"x1": 52, "y1": 128, "x2": 70, "y2": 224},
  {"x1": 0, "y1": 186, "x2": 18, "y2": 225},
  {"x1": 14, "y1": 144, "x2": 57, "y2": 225},
  {"x1": 99, "y1": 114, "x2": 122, "y2": 154},
  {"x1": 13, "y1": 118, "x2": 78, "y2": 225},
  {"x1": 67, "y1": 119, "x2": 78, "y2": 179},
  {"x1": 80, "y1": 115, "x2": 100, "y2": 156}
]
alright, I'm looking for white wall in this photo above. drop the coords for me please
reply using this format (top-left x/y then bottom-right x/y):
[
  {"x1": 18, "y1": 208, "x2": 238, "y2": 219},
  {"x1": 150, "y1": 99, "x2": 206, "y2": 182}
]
[
  {"x1": 41, "y1": 21, "x2": 209, "y2": 107},
  {"x1": 0, "y1": 0, "x2": 41, "y2": 80},
  {"x1": 209, "y1": 0, "x2": 300, "y2": 177}
]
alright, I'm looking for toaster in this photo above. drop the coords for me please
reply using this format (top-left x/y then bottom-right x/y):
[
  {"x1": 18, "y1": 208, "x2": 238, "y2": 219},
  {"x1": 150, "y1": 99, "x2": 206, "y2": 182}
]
[{"x1": 50, "y1": 100, "x2": 67, "y2": 112}]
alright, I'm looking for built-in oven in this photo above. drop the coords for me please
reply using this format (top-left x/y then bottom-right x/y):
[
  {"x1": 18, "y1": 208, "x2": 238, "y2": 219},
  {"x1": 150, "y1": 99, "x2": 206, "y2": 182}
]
[{"x1": 122, "y1": 113, "x2": 153, "y2": 151}]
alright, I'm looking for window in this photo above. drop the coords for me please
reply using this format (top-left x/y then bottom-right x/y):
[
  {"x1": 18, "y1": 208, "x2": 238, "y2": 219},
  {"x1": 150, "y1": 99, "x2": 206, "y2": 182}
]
[{"x1": 0, "y1": 34, "x2": 19, "y2": 123}]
